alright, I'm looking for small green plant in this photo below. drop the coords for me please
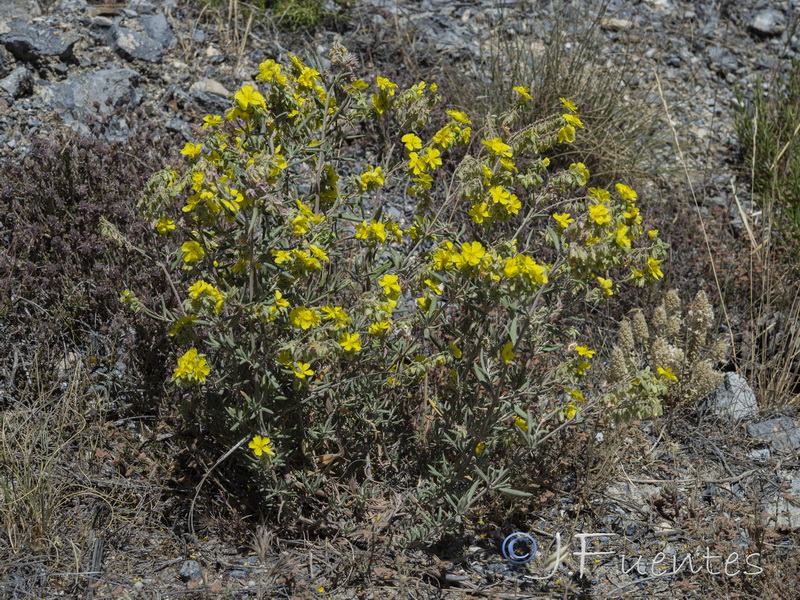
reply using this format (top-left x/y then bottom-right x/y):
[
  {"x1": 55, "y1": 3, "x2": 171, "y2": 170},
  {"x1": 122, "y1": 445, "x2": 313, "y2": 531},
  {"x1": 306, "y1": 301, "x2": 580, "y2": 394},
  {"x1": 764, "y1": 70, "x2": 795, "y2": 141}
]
[
  {"x1": 448, "y1": 0, "x2": 666, "y2": 186},
  {"x1": 735, "y1": 61, "x2": 800, "y2": 241},
  {"x1": 605, "y1": 289, "x2": 728, "y2": 420},
  {"x1": 133, "y1": 43, "x2": 668, "y2": 542}
]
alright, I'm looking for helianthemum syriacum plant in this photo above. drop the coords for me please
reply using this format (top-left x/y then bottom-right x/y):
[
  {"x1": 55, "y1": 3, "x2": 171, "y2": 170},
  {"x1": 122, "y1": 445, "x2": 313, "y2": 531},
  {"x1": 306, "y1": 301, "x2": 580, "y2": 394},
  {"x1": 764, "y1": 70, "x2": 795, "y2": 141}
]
[{"x1": 130, "y1": 42, "x2": 669, "y2": 542}]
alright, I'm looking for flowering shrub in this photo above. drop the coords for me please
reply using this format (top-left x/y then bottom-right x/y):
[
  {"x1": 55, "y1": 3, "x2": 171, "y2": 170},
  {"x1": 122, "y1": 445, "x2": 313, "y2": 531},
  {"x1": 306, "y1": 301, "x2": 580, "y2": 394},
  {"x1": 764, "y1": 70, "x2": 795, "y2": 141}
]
[{"x1": 134, "y1": 44, "x2": 668, "y2": 542}]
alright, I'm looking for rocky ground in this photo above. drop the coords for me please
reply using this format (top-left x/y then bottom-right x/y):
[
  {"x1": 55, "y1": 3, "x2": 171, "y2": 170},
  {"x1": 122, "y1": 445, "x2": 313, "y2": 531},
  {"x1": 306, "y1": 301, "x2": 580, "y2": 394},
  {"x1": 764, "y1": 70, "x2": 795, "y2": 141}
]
[{"x1": 1, "y1": 0, "x2": 799, "y2": 598}]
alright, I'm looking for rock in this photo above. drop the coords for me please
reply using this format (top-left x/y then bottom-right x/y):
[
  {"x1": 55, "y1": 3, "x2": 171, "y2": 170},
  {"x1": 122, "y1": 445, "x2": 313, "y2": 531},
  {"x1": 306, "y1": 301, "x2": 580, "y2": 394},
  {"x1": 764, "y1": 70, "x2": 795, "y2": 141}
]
[
  {"x1": 762, "y1": 473, "x2": 800, "y2": 530},
  {"x1": 178, "y1": 559, "x2": 202, "y2": 581},
  {"x1": 189, "y1": 78, "x2": 231, "y2": 98},
  {"x1": 38, "y1": 68, "x2": 142, "y2": 120},
  {"x1": 747, "y1": 417, "x2": 800, "y2": 453},
  {"x1": 109, "y1": 26, "x2": 164, "y2": 63},
  {"x1": 0, "y1": 65, "x2": 32, "y2": 99},
  {"x1": 140, "y1": 13, "x2": 175, "y2": 48},
  {"x1": 0, "y1": 20, "x2": 79, "y2": 63},
  {"x1": 749, "y1": 9, "x2": 786, "y2": 37},
  {"x1": 0, "y1": 0, "x2": 41, "y2": 25},
  {"x1": 748, "y1": 448, "x2": 770, "y2": 462},
  {"x1": 705, "y1": 372, "x2": 758, "y2": 422},
  {"x1": 601, "y1": 18, "x2": 634, "y2": 32}
]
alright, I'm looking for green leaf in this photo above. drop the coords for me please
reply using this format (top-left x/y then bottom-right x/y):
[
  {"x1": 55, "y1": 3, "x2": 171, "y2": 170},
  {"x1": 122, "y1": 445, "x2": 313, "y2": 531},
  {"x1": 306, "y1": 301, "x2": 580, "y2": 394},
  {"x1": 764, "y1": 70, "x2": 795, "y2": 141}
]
[{"x1": 498, "y1": 487, "x2": 533, "y2": 498}]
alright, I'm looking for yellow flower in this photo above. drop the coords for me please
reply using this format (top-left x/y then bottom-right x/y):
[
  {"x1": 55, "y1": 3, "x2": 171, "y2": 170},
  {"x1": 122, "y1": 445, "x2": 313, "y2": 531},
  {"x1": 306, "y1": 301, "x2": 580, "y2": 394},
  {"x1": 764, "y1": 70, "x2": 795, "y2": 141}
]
[
  {"x1": 563, "y1": 113, "x2": 584, "y2": 128},
  {"x1": 574, "y1": 360, "x2": 591, "y2": 376},
  {"x1": 292, "y1": 362, "x2": 314, "y2": 379},
  {"x1": 564, "y1": 404, "x2": 577, "y2": 419},
  {"x1": 560, "y1": 97, "x2": 578, "y2": 112},
  {"x1": 553, "y1": 213, "x2": 574, "y2": 228},
  {"x1": 648, "y1": 229, "x2": 659, "y2": 239},
  {"x1": 401, "y1": 133, "x2": 422, "y2": 150},
  {"x1": 469, "y1": 202, "x2": 490, "y2": 224},
  {"x1": 597, "y1": 276, "x2": 614, "y2": 296},
  {"x1": 575, "y1": 345, "x2": 596, "y2": 357},
  {"x1": 289, "y1": 307, "x2": 320, "y2": 329},
  {"x1": 234, "y1": 84, "x2": 266, "y2": 110},
  {"x1": 657, "y1": 366, "x2": 678, "y2": 382},
  {"x1": 648, "y1": 257, "x2": 664, "y2": 280},
  {"x1": 248, "y1": 435, "x2": 276, "y2": 458},
  {"x1": 475, "y1": 442, "x2": 486, "y2": 455},
  {"x1": 321, "y1": 305, "x2": 350, "y2": 328},
  {"x1": 155, "y1": 217, "x2": 176, "y2": 234},
  {"x1": 416, "y1": 296, "x2": 431, "y2": 311},
  {"x1": 446, "y1": 109, "x2": 472, "y2": 124},
  {"x1": 557, "y1": 125, "x2": 576, "y2": 143},
  {"x1": 408, "y1": 152, "x2": 428, "y2": 174},
  {"x1": 309, "y1": 244, "x2": 329, "y2": 261},
  {"x1": 565, "y1": 388, "x2": 585, "y2": 402},
  {"x1": 359, "y1": 165, "x2": 385, "y2": 190},
  {"x1": 188, "y1": 279, "x2": 225, "y2": 314},
  {"x1": 615, "y1": 183, "x2": 638, "y2": 202},
  {"x1": 569, "y1": 162, "x2": 590, "y2": 185},
  {"x1": 202, "y1": 115, "x2": 223, "y2": 129},
  {"x1": 589, "y1": 203, "x2": 611, "y2": 225},
  {"x1": 589, "y1": 187, "x2": 611, "y2": 202},
  {"x1": 376, "y1": 76, "x2": 397, "y2": 94},
  {"x1": 378, "y1": 273, "x2": 401, "y2": 298},
  {"x1": 169, "y1": 315, "x2": 197, "y2": 337},
  {"x1": 181, "y1": 240, "x2": 205, "y2": 263},
  {"x1": 482, "y1": 137, "x2": 513, "y2": 158},
  {"x1": 423, "y1": 147, "x2": 442, "y2": 169},
  {"x1": 514, "y1": 415, "x2": 528, "y2": 432},
  {"x1": 449, "y1": 342, "x2": 462, "y2": 358},
  {"x1": 368, "y1": 320, "x2": 391, "y2": 335},
  {"x1": 460, "y1": 241, "x2": 485, "y2": 267},
  {"x1": 274, "y1": 290, "x2": 289, "y2": 308},
  {"x1": 256, "y1": 59, "x2": 287, "y2": 84},
  {"x1": 339, "y1": 332, "x2": 362, "y2": 352},
  {"x1": 172, "y1": 348, "x2": 210, "y2": 385},
  {"x1": 512, "y1": 86, "x2": 532, "y2": 100},
  {"x1": 615, "y1": 223, "x2": 632, "y2": 249},
  {"x1": 501, "y1": 342, "x2": 516, "y2": 364},
  {"x1": 180, "y1": 142, "x2": 202, "y2": 157}
]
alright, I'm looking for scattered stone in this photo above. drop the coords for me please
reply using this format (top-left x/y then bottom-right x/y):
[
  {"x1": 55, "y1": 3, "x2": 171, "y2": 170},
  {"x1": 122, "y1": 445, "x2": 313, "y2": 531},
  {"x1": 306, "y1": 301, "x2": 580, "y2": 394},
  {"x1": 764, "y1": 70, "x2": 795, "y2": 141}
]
[
  {"x1": 705, "y1": 373, "x2": 758, "y2": 422},
  {"x1": 747, "y1": 417, "x2": 800, "y2": 452},
  {"x1": 748, "y1": 448, "x2": 771, "y2": 462},
  {"x1": 0, "y1": 21, "x2": 78, "y2": 63},
  {"x1": 178, "y1": 559, "x2": 202, "y2": 581},
  {"x1": 749, "y1": 9, "x2": 787, "y2": 37},
  {"x1": 38, "y1": 68, "x2": 142, "y2": 120},
  {"x1": 109, "y1": 26, "x2": 165, "y2": 63},
  {"x1": 0, "y1": 0, "x2": 41, "y2": 25},
  {"x1": 601, "y1": 18, "x2": 634, "y2": 32},
  {"x1": 140, "y1": 13, "x2": 176, "y2": 48},
  {"x1": 188, "y1": 78, "x2": 231, "y2": 98},
  {"x1": 0, "y1": 65, "x2": 31, "y2": 99},
  {"x1": 763, "y1": 473, "x2": 800, "y2": 530},
  {"x1": 228, "y1": 569, "x2": 247, "y2": 579}
]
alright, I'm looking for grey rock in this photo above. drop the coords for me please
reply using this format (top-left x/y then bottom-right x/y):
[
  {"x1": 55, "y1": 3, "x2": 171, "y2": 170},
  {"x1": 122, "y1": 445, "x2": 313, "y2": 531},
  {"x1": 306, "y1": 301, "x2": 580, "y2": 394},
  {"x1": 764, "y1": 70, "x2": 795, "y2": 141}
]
[
  {"x1": 178, "y1": 559, "x2": 202, "y2": 581},
  {"x1": 38, "y1": 68, "x2": 142, "y2": 119},
  {"x1": 0, "y1": 65, "x2": 32, "y2": 99},
  {"x1": 747, "y1": 417, "x2": 800, "y2": 452},
  {"x1": 188, "y1": 77, "x2": 230, "y2": 98},
  {"x1": 705, "y1": 372, "x2": 758, "y2": 422},
  {"x1": 189, "y1": 90, "x2": 229, "y2": 114},
  {"x1": 707, "y1": 45, "x2": 738, "y2": 73},
  {"x1": 228, "y1": 569, "x2": 248, "y2": 579},
  {"x1": 748, "y1": 448, "x2": 771, "y2": 462},
  {"x1": 762, "y1": 474, "x2": 800, "y2": 530},
  {"x1": 109, "y1": 26, "x2": 164, "y2": 63},
  {"x1": 0, "y1": 0, "x2": 41, "y2": 24},
  {"x1": 602, "y1": 18, "x2": 634, "y2": 32},
  {"x1": 749, "y1": 9, "x2": 786, "y2": 37},
  {"x1": 140, "y1": 13, "x2": 175, "y2": 48},
  {"x1": 0, "y1": 21, "x2": 79, "y2": 63},
  {"x1": 128, "y1": 0, "x2": 157, "y2": 14}
]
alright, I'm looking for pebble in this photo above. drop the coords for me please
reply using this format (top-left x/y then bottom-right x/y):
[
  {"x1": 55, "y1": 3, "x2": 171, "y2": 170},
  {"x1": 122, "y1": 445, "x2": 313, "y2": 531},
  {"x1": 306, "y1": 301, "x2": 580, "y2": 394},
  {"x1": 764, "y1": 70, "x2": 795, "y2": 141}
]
[{"x1": 749, "y1": 9, "x2": 787, "y2": 37}]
